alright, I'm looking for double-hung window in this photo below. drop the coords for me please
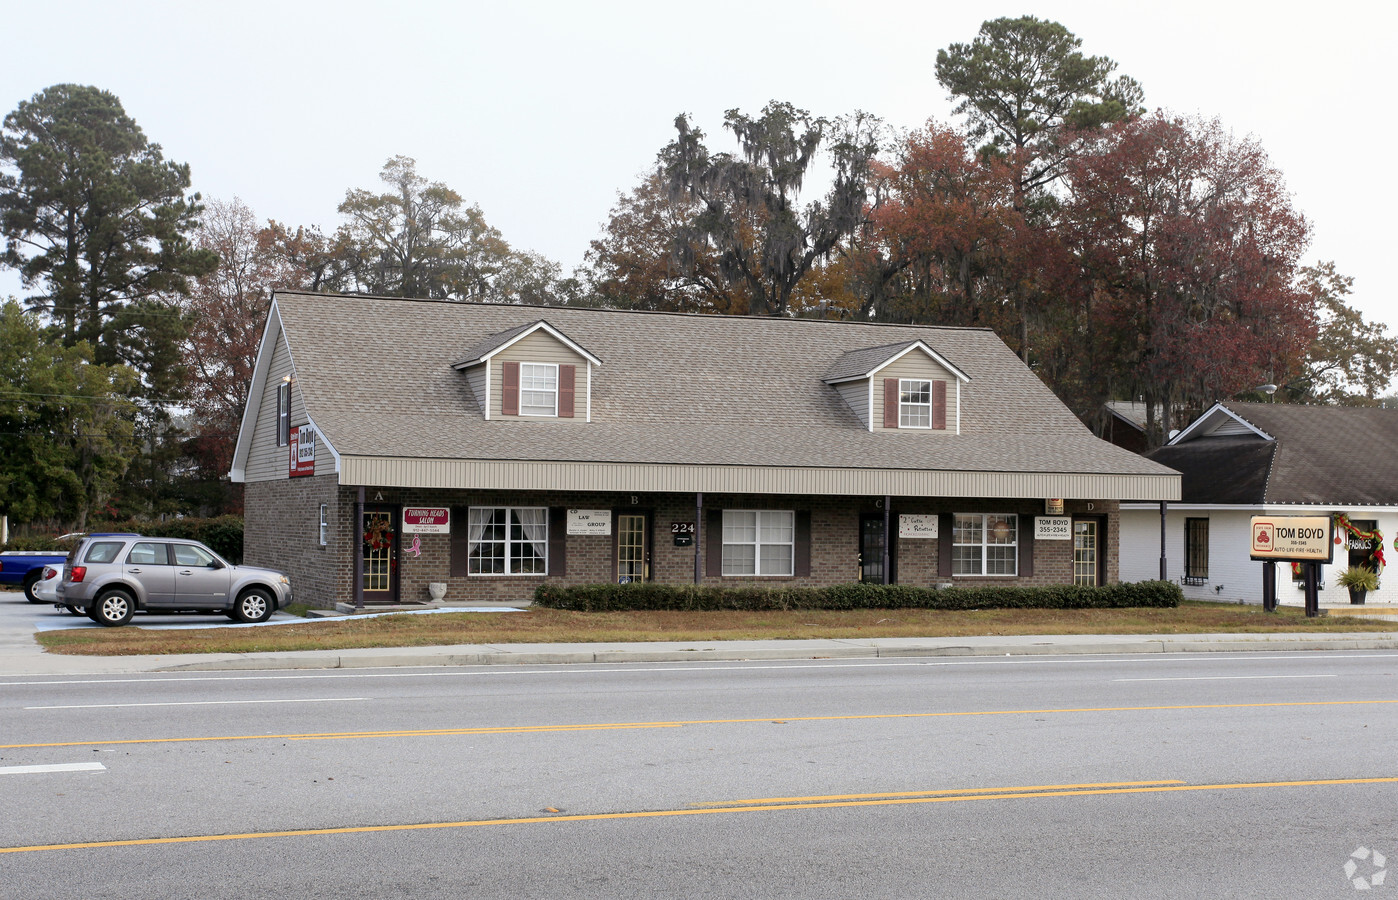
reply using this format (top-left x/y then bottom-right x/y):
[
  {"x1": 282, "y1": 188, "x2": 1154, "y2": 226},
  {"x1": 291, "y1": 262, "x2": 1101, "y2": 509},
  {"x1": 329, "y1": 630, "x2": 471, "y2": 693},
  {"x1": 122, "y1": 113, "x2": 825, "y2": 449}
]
[
  {"x1": 721, "y1": 510, "x2": 794, "y2": 576},
  {"x1": 319, "y1": 504, "x2": 329, "y2": 547},
  {"x1": 952, "y1": 513, "x2": 1018, "y2": 576},
  {"x1": 899, "y1": 379, "x2": 931, "y2": 428},
  {"x1": 519, "y1": 364, "x2": 558, "y2": 416},
  {"x1": 466, "y1": 507, "x2": 548, "y2": 575}
]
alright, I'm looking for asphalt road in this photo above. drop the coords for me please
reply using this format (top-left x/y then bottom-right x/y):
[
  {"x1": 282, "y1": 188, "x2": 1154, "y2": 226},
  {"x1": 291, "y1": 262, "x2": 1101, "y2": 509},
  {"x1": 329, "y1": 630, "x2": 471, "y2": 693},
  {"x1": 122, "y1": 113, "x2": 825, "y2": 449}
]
[{"x1": 3, "y1": 650, "x2": 1397, "y2": 898}]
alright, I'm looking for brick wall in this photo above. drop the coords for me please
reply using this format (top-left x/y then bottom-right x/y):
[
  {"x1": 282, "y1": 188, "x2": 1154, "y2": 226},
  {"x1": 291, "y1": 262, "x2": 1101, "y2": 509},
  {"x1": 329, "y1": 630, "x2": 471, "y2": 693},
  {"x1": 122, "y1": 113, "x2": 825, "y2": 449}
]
[{"x1": 249, "y1": 483, "x2": 1122, "y2": 608}]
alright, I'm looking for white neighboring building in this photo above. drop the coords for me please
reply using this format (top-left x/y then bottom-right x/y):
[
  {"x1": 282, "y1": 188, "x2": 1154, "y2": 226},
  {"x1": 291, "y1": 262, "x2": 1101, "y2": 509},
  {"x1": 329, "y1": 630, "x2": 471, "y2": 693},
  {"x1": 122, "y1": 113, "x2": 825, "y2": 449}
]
[{"x1": 1120, "y1": 402, "x2": 1398, "y2": 605}]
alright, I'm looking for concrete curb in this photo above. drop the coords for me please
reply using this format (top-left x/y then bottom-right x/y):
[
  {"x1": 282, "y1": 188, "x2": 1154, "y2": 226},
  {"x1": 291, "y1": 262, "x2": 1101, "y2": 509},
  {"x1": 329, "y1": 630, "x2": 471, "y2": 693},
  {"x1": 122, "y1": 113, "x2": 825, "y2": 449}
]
[{"x1": 144, "y1": 632, "x2": 1398, "y2": 673}]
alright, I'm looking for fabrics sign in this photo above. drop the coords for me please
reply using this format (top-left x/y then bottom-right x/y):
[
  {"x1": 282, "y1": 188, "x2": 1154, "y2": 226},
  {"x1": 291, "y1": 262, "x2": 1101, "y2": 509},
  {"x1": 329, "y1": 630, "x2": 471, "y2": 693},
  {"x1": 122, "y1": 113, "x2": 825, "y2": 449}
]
[
  {"x1": 402, "y1": 508, "x2": 451, "y2": 534},
  {"x1": 289, "y1": 424, "x2": 316, "y2": 477},
  {"x1": 897, "y1": 514, "x2": 938, "y2": 539}
]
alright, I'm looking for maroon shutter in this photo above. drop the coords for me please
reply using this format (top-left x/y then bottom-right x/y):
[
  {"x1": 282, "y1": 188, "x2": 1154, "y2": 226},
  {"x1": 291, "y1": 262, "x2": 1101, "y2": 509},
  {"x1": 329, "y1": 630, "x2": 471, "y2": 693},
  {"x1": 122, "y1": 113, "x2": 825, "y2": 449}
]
[
  {"x1": 938, "y1": 513, "x2": 954, "y2": 577},
  {"x1": 449, "y1": 507, "x2": 469, "y2": 577},
  {"x1": 883, "y1": 378, "x2": 899, "y2": 429},
  {"x1": 932, "y1": 380, "x2": 947, "y2": 430},
  {"x1": 1018, "y1": 514, "x2": 1034, "y2": 578},
  {"x1": 549, "y1": 507, "x2": 566, "y2": 577},
  {"x1": 558, "y1": 365, "x2": 575, "y2": 418},
  {"x1": 794, "y1": 511, "x2": 811, "y2": 577},
  {"x1": 502, "y1": 361, "x2": 520, "y2": 415},
  {"x1": 706, "y1": 509, "x2": 723, "y2": 578}
]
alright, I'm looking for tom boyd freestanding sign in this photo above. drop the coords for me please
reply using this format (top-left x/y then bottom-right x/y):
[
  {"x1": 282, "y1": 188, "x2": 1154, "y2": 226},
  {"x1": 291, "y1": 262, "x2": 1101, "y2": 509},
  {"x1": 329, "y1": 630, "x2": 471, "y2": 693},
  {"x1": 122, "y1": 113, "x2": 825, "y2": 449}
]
[
  {"x1": 1250, "y1": 515, "x2": 1334, "y2": 617},
  {"x1": 1249, "y1": 516, "x2": 1334, "y2": 563}
]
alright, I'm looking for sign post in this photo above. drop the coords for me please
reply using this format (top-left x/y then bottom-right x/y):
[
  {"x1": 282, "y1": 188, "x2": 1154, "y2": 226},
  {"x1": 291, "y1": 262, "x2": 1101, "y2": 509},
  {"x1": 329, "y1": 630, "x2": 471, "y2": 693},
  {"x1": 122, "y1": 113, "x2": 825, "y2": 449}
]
[{"x1": 1249, "y1": 516, "x2": 1334, "y2": 617}]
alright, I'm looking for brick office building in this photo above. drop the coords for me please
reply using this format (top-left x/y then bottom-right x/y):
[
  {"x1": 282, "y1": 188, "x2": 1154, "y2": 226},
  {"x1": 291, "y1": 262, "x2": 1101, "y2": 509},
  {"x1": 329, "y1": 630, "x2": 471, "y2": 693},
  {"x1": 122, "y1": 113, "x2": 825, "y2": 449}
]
[{"x1": 231, "y1": 292, "x2": 1179, "y2": 608}]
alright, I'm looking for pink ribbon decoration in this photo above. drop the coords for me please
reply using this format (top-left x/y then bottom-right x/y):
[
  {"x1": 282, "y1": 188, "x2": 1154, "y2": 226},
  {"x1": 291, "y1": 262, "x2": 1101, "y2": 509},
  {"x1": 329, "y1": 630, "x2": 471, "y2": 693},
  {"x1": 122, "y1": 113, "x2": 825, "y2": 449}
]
[{"x1": 408, "y1": 535, "x2": 422, "y2": 558}]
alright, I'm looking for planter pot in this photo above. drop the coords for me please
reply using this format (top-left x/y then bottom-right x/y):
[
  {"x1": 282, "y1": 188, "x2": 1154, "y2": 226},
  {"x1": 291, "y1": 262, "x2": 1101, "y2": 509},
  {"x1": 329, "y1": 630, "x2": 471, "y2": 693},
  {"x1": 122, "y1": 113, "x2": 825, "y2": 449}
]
[
  {"x1": 1348, "y1": 586, "x2": 1367, "y2": 605},
  {"x1": 428, "y1": 582, "x2": 448, "y2": 602}
]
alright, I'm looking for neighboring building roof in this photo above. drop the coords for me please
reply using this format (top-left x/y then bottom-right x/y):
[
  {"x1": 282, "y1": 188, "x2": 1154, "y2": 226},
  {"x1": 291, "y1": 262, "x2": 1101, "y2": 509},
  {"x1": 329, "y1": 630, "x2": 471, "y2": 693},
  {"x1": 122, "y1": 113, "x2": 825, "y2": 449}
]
[
  {"x1": 1105, "y1": 401, "x2": 1148, "y2": 431},
  {"x1": 234, "y1": 292, "x2": 1179, "y2": 499},
  {"x1": 1152, "y1": 401, "x2": 1398, "y2": 506}
]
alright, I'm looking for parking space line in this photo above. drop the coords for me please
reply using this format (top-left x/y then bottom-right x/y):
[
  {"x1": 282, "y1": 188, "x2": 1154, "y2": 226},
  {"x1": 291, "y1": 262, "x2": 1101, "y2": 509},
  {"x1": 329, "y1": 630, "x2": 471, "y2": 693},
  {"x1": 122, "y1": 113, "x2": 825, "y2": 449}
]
[{"x1": 25, "y1": 697, "x2": 367, "y2": 710}]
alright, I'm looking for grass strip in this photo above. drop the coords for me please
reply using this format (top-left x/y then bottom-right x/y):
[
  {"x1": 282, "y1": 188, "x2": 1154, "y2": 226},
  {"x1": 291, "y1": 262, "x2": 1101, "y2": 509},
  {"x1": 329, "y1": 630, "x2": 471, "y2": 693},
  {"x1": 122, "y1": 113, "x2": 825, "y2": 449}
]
[{"x1": 33, "y1": 601, "x2": 1398, "y2": 657}]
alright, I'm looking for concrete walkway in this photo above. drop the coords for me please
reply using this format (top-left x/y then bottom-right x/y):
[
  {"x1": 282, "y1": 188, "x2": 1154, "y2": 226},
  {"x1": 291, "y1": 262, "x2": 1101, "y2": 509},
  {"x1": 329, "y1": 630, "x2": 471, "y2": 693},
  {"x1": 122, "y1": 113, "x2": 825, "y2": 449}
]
[{"x1": 6, "y1": 592, "x2": 1398, "y2": 677}]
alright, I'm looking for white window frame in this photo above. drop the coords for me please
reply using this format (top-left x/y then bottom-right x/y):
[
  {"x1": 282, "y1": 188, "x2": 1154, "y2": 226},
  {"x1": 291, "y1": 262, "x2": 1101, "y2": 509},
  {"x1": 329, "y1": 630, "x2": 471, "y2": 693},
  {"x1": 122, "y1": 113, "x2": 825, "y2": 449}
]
[
  {"x1": 952, "y1": 513, "x2": 1019, "y2": 577},
  {"x1": 319, "y1": 504, "x2": 329, "y2": 547},
  {"x1": 721, "y1": 509, "x2": 795, "y2": 577},
  {"x1": 518, "y1": 363, "x2": 558, "y2": 417},
  {"x1": 277, "y1": 381, "x2": 291, "y2": 446},
  {"x1": 899, "y1": 378, "x2": 932, "y2": 429},
  {"x1": 467, "y1": 506, "x2": 549, "y2": 576}
]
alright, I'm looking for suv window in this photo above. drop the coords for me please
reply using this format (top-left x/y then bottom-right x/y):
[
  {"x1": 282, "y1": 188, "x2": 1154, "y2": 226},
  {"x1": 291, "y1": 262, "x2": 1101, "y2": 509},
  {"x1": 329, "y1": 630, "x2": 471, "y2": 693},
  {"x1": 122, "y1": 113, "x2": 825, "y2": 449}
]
[
  {"x1": 126, "y1": 542, "x2": 170, "y2": 565},
  {"x1": 84, "y1": 542, "x2": 125, "y2": 564},
  {"x1": 172, "y1": 544, "x2": 216, "y2": 567}
]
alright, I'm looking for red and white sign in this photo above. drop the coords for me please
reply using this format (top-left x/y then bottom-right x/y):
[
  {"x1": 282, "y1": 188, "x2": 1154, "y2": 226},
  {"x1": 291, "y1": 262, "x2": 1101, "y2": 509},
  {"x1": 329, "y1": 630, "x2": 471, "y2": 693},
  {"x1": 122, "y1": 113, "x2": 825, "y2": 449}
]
[
  {"x1": 403, "y1": 507, "x2": 451, "y2": 534},
  {"x1": 289, "y1": 424, "x2": 316, "y2": 477}
]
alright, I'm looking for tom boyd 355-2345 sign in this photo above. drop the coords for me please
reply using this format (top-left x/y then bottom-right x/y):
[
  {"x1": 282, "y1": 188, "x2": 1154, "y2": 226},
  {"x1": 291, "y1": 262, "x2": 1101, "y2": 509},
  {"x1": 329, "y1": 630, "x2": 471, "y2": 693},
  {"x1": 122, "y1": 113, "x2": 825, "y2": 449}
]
[{"x1": 1249, "y1": 516, "x2": 1334, "y2": 563}]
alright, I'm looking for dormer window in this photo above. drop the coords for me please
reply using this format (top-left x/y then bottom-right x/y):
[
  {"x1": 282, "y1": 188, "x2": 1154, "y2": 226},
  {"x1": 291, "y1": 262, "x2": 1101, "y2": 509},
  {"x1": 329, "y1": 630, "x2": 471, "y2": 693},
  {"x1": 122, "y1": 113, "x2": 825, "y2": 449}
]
[
  {"x1": 900, "y1": 379, "x2": 931, "y2": 428},
  {"x1": 520, "y1": 363, "x2": 558, "y2": 416}
]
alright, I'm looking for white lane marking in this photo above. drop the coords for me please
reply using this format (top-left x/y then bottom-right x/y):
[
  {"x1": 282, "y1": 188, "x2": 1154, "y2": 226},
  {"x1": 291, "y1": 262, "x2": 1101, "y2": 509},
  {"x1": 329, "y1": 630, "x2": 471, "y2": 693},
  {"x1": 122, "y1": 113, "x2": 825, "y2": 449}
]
[
  {"x1": 3, "y1": 653, "x2": 1398, "y2": 687},
  {"x1": 0, "y1": 763, "x2": 106, "y2": 775},
  {"x1": 1114, "y1": 675, "x2": 1340, "y2": 682},
  {"x1": 25, "y1": 697, "x2": 367, "y2": 710}
]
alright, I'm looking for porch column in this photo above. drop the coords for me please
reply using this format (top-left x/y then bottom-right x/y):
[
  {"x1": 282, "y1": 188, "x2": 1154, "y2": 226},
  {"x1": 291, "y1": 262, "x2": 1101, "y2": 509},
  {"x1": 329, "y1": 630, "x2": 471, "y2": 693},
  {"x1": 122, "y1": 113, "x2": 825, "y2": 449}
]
[
  {"x1": 1159, "y1": 501, "x2": 1168, "y2": 582},
  {"x1": 354, "y1": 486, "x2": 365, "y2": 610},
  {"x1": 883, "y1": 496, "x2": 892, "y2": 585},
  {"x1": 694, "y1": 492, "x2": 703, "y2": 584}
]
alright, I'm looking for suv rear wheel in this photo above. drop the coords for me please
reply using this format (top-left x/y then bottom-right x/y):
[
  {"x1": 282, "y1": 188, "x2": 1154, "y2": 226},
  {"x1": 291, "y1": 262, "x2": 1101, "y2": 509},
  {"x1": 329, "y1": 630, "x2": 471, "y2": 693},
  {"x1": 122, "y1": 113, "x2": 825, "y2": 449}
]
[
  {"x1": 94, "y1": 589, "x2": 135, "y2": 627},
  {"x1": 233, "y1": 588, "x2": 274, "y2": 623}
]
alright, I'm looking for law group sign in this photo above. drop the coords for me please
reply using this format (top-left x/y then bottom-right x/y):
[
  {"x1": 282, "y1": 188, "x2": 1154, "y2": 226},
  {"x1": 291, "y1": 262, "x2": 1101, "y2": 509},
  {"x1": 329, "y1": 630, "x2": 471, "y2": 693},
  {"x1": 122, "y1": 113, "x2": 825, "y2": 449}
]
[{"x1": 1249, "y1": 516, "x2": 1334, "y2": 563}]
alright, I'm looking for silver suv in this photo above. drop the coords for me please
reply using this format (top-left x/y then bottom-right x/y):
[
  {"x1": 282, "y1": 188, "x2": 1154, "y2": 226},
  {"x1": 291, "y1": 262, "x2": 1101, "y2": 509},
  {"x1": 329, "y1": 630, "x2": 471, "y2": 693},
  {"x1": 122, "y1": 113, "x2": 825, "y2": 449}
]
[{"x1": 59, "y1": 535, "x2": 293, "y2": 627}]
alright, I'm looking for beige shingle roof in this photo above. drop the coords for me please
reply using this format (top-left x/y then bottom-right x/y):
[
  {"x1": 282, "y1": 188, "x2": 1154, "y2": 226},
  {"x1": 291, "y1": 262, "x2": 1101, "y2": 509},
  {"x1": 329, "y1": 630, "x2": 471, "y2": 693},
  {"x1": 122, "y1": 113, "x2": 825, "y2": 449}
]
[{"x1": 275, "y1": 291, "x2": 1172, "y2": 478}]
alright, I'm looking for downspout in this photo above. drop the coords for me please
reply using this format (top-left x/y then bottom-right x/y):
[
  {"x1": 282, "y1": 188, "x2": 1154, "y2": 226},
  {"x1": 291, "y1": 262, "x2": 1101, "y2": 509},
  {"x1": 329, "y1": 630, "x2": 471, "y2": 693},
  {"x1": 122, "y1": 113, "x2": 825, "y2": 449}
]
[{"x1": 694, "y1": 492, "x2": 703, "y2": 584}]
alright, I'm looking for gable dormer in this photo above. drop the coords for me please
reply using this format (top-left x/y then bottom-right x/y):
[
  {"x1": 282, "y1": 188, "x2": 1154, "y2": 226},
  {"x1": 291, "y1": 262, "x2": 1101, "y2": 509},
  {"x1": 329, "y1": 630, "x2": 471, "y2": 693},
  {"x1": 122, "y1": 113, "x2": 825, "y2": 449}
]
[
  {"x1": 823, "y1": 340, "x2": 970, "y2": 434},
  {"x1": 452, "y1": 321, "x2": 602, "y2": 422}
]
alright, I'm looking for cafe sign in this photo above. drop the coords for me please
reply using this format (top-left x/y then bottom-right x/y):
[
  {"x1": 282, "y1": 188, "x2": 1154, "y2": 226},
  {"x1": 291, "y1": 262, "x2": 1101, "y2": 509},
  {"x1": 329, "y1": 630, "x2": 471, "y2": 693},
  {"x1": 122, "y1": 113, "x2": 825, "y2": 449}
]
[
  {"x1": 898, "y1": 515, "x2": 938, "y2": 539},
  {"x1": 1249, "y1": 516, "x2": 1334, "y2": 563}
]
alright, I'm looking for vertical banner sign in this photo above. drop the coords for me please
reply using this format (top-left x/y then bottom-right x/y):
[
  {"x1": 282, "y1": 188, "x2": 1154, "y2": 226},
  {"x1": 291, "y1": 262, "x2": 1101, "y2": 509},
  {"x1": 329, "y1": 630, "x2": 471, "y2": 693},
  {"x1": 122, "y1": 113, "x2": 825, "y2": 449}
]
[{"x1": 290, "y1": 424, "x2": 316, "y2": 477}]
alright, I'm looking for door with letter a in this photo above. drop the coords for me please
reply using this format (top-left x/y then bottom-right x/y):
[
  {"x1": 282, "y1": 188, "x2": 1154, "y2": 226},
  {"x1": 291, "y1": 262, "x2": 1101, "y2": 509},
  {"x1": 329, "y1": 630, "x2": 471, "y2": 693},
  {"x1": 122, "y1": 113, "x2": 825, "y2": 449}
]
[{"x1": 361, "y1": 506, "x2": 400, "y2": 602}]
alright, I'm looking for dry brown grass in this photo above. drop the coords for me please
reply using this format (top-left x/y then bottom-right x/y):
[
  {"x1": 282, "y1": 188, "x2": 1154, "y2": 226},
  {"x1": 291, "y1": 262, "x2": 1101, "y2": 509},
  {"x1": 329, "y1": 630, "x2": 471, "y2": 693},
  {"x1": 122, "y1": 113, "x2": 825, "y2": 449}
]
[{"x1": 34, "y1": 601, "x2": 1398, "y2": 656}]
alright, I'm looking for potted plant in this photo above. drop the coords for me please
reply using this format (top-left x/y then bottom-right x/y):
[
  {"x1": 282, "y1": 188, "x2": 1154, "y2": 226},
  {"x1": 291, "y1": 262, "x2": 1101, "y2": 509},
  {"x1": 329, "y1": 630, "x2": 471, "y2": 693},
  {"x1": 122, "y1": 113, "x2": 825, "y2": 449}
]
[{"x1": 1337, "y1": 566, "x2": 1380, "y2": 604}]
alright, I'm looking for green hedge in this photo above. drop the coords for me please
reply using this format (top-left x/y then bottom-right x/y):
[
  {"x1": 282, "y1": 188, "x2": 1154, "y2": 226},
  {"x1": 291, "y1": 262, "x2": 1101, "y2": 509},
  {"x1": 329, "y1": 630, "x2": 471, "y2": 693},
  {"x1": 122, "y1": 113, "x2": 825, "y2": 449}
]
[
  {"x1": 1, "y1": 517, "x2": 244, "y2": 563},
  {"x1": 533, "y1": 580, "x2": 1182, "y2": 612}
]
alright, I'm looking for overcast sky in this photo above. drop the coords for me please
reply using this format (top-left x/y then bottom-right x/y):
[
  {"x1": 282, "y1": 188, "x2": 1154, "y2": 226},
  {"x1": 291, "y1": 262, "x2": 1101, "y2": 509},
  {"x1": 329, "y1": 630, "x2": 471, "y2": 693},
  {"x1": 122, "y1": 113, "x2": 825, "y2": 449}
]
[{"x1": 2, "y1": 0, "x2": 1393, "y2": 332}]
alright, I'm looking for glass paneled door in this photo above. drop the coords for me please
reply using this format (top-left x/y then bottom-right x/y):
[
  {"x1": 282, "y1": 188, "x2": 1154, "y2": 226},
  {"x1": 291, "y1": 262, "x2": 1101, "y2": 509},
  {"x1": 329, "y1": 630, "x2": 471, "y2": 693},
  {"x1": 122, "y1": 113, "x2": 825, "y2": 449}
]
[
  {"x1": 1073, "y1": 518, "x2": 1100, "y2": 586},
  {"x1": 616, "y1": 513, "x2": 649, "y2": 583},
  {"x1": 362, "y1": 508, "x2": 399, "y2": 602},
  {"x1": 860, "y1": 514, "x2": 895, "y2": 584}
]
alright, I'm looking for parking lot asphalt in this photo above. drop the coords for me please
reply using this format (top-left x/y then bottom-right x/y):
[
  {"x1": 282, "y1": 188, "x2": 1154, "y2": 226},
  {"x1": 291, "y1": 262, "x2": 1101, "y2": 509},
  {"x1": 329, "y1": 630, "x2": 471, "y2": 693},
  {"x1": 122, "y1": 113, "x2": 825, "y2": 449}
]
[{"x1": 5, "y1": 590, "x2": 1398, "y2": 676}]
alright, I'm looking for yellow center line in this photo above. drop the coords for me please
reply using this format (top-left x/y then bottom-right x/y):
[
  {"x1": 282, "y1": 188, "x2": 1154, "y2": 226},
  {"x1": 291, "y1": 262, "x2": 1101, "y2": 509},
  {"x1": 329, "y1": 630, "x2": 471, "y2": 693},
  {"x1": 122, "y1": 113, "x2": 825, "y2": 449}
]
[
  {"x1": 5, "y1": 777, "x2": 1398, "y2": 855},
  {"x1": 5, "y1": 698, "x2": 1396, "y2": 750},
  {"x1": 692, "y1": 779, "x2": 1187, "y2": 805}
]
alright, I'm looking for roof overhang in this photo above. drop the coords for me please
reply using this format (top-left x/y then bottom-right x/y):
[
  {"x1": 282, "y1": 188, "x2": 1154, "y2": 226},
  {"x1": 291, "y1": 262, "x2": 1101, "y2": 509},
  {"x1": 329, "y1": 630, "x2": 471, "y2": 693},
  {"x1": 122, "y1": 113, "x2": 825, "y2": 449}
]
[{"x1": 333, "y1": 456, "x2": 1180, "y2": 501}]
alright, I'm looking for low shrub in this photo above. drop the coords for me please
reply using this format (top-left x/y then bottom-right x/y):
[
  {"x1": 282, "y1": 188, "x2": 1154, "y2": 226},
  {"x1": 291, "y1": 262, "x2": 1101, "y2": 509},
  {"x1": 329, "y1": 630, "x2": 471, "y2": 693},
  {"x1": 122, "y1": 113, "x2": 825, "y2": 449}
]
[{"x1": 534, "y1": 580, "x2": 1182, "y2": 612}]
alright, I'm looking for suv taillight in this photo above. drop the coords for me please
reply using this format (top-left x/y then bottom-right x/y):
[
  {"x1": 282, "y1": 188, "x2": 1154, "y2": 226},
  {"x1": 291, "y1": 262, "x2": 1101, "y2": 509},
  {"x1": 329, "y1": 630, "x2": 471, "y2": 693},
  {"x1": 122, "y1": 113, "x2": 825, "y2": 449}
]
[{"x1": 70, "y1": 566, "x2": 87, "y2": 583}]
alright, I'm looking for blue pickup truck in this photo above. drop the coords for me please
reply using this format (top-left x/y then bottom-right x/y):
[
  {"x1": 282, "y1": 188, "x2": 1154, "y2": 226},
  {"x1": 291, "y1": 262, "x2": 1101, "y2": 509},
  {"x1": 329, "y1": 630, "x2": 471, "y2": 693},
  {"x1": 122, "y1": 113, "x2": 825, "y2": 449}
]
[{"x1": 1, "y1": 550, "x2": 73, "y2": 602}]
